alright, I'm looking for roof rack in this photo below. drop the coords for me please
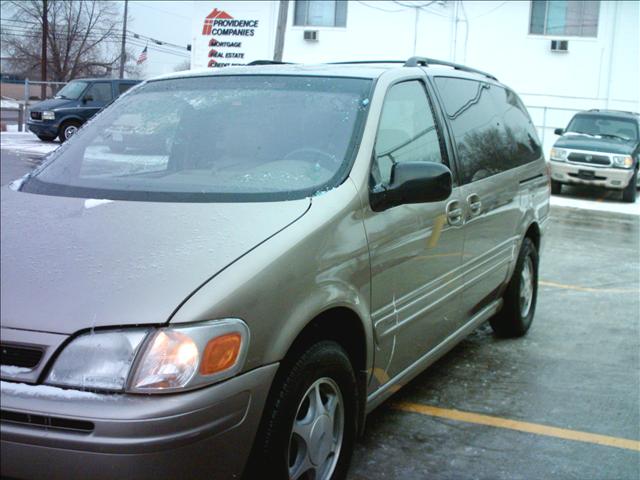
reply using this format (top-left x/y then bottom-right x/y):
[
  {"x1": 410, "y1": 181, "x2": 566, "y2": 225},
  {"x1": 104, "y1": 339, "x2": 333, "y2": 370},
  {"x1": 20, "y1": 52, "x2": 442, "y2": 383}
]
[
  {"x1": 247, "y1": 60, "x2": 294, "y2": 66},
  {"x1": 246, "y1": 57, "x2": 498, "y2": 81},
  {"x1": 328, "y1": 60, "x2": 406, "y2": 65},
  {"x1": 404, "y1": 56, "x2": 498, "y2": 81},
  {"x1": 588, "y1": 108, "x2": 639, "y2": 116}
]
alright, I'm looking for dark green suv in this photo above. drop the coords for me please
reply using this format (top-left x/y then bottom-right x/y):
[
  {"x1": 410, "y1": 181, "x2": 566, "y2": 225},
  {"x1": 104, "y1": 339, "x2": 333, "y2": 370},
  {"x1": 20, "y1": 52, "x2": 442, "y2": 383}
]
[
  {"x1": 27, "y1": 78, "x2": 141, "y2": 142},
  {"x1": 549, "y1": 109, "x2": 640, "y2": 202}
]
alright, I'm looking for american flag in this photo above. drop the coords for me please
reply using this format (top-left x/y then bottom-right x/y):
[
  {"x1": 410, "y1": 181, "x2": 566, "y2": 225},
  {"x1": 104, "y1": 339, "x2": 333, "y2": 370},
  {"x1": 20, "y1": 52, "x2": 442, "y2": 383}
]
[{"x1": 136, "y1": 46, "x2": 148, "y2": 65}]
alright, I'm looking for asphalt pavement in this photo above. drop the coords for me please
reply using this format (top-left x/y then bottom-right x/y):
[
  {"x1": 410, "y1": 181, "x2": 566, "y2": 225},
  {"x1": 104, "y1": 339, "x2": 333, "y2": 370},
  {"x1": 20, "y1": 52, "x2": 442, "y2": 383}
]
[{"x1": 347, "y1": 207, "x2": 639, "y2": 479}]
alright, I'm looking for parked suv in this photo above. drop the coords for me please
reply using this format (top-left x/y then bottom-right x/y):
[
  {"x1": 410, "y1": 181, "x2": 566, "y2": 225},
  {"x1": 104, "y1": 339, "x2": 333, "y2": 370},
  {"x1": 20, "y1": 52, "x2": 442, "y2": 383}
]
[
  {"x1": 27, "y1": 78, "x2": 141, "y2": 142},
  {"x1": 549, "y1": 109, "x2": 640, "y2": 202},
  {"x1": 1, "y1": 58, "x2": 549, "y2": 480}
]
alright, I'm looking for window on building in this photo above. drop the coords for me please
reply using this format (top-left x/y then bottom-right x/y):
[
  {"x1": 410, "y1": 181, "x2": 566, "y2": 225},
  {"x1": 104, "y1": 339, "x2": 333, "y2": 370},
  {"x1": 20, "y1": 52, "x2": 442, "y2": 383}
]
[
  {"x1": 294, "y1": 0, "x2": 347, "y2": 27},
  {"x1": 530, "y1": 0, "x2": 600, "y2": 37}
]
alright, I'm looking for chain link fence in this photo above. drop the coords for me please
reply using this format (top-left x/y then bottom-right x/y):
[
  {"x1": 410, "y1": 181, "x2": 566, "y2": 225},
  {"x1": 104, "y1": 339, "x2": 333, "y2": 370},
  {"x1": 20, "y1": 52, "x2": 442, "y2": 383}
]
[{"x1": 0, "y1": 79, "x2": 67, "y2": 132}]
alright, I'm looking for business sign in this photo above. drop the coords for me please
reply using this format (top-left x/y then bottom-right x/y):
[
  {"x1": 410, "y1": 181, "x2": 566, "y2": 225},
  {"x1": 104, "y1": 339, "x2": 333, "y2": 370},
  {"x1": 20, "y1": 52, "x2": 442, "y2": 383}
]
[{"x1": 192, "y1": 2, "x2": 277, "y2": 69}]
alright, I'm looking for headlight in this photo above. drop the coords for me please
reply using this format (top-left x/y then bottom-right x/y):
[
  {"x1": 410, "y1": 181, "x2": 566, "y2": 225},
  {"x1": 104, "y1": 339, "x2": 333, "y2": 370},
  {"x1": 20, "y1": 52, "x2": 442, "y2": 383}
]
[
  {"x1": 550, "y1": 148, "x2": 568, "y2": 161},
  {"x1": 45, "y1": 319, "x2": 249, "y2": 393},
  {"x1": 612, "y1": 155, "x2": 633, "y2": 168},
  {"x1": 41, "y1": 111, "x2": 56, "y2": 120},
  {"x1": 47, "y1": 329, "x2": 148, "y2": 391}
]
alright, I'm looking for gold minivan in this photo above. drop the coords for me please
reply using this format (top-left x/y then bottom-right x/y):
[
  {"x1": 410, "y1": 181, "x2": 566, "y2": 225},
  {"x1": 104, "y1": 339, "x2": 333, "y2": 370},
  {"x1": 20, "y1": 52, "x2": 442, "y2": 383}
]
[{"x1": 1, "y1": 57, "x2": 549, "y2": 480}]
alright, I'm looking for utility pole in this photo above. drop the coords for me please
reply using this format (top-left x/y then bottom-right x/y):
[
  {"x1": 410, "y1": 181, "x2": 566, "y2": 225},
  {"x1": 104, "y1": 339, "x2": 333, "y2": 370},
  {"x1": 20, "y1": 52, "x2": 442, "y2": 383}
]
[
  {"x1": 273, "y1": 0, "x2": 289, "y2": 62},
  {"x1": 41, "y1": 0, "x2": 47, "y2": 98},
  {"x1": 118, "y1": 0, "x2": 128, "y2": 78}
]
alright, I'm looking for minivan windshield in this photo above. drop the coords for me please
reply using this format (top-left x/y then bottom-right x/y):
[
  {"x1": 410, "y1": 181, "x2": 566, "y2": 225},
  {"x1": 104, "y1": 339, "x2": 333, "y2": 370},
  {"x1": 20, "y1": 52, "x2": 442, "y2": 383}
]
[
  {"x1": 566, "y1": 114, "x2": 638, "y2": 142},
  {"x1": 54, "y1": 81, "x2": 89, "y2": 100},
  {"x1": 24, "y1": 75, "x2": 372, "y2": 202}
]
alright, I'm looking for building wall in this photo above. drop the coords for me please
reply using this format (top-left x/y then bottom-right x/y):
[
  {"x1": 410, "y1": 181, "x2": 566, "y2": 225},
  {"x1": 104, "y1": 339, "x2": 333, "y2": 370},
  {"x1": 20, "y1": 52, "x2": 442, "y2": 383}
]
[{"x1": 191, "y1": 1, "x2": 639, "y2": 153}]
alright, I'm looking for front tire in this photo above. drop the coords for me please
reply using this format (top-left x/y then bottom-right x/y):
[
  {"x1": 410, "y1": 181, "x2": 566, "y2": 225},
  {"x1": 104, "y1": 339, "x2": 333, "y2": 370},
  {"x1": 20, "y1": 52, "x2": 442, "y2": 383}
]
[
  {"x1": 622, "y1": 170, "x2": 637, "y2": 203},
  {"x1": 490, "y1": 237, "x2": 539, "y2": 338},
  {"x1": 249, "y1": 341, "x2": 358, "y2": 480},
  {"x1": 551, "y1": 180, "x2": 562, "y2": 195},
  {"x1": 37, "y1": 134, "x2": 56, "y2": 142},
  {"x1": 58, "y1": 120, "x2": 82, "y2": 142}
]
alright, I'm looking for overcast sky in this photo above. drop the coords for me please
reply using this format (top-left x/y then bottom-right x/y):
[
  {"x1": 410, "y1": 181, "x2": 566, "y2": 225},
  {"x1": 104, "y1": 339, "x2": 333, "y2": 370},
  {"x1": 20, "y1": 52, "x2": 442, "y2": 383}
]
[{"x1": 126, "y1": 1, "x2": 195, "y2": 78}]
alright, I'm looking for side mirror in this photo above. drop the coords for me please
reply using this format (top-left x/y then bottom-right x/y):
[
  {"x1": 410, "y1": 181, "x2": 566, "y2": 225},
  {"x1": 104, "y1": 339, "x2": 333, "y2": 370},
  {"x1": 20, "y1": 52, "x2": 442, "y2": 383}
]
[
  {"x1": 371, "y1": 161, "x2": 452, "y2": 212},
  {"x1": 554, "y1": 128, "x2": 564, "y2": 136},
  {"x1": 82, "y1": 95, "x2": 93, "y2": 103}
]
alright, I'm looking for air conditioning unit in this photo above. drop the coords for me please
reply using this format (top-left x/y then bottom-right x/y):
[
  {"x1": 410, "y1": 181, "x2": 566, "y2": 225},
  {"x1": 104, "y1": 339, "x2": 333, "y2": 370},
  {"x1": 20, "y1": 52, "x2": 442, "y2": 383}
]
[
  {"x1": 303, "y1": 30, "x2": 319, "y2": 41},
  {"x1": 550, "y1": 40, "x2": 569, "y2": 52}
]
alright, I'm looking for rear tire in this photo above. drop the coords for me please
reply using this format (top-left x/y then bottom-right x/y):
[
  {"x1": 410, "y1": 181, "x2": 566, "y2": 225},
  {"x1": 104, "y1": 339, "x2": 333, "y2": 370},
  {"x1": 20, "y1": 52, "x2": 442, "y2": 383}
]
[
  {"x1": 58, "y1": 120, "x2": 82, "y2": 142},
  {"x1": 247, "y1": 341, "x2": 358, "y2": 480},
  {"x1": 551, "y1": 180, "x2": 562, "y2": 195},
  {"x1": 490, "y1": 237, "x2": 539, "y2": 338},
  {"x1": 622, "y1": 170, "x2": 637, "y2": 203}
]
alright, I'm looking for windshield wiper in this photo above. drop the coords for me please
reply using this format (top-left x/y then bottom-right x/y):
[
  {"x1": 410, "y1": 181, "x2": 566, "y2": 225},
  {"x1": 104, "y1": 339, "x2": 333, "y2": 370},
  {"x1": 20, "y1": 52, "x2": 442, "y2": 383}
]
[
  {"x1": 598, "y1": 133, "x2": 629, "y2": 141},
  {"x1": 565, "y1": 131, "x2": 596, "y2": 138}
]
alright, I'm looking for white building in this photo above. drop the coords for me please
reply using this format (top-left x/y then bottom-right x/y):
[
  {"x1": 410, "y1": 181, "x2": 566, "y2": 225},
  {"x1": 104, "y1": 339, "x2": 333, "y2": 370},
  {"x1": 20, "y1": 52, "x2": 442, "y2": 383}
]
[{"x1": 190, "y1": 0, "x2": 640, "y2": 153}]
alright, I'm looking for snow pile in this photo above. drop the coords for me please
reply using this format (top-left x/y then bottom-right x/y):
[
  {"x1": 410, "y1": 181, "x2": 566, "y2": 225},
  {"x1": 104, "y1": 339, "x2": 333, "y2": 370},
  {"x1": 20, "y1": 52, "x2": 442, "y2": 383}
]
[
  {"x1": 0, "y1": 380, "x2": 104, "y2": 400},
  {"x1": 0, "y1": 131, "x2": 60, "y2": 155},
  {"x1": 0, "y1": 365, "x2": 32, "y2": 376}
]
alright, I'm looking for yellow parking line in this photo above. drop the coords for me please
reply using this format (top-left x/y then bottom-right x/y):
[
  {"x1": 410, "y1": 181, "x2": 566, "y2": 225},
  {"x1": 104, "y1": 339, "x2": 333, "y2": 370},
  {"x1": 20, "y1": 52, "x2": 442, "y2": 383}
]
[
  {"x1": 392, "y1": 402, "x2": 640, "y2": 452},
  {"x1": 539, "y1": 280, "x2": 639, "y2": 293}
]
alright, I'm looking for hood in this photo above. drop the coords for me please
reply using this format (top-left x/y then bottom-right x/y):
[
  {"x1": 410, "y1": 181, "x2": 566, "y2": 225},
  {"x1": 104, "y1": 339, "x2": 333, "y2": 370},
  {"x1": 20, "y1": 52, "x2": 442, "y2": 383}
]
[
  {"x1": 1, "y1": 187, "x2": 310, "y2": 334},
  {"x1": 553, "y1": 134, "x2": 636, "y2": 155},
  {"x1": 30, "y1": 98, "x2": 79, "y2": 112}
]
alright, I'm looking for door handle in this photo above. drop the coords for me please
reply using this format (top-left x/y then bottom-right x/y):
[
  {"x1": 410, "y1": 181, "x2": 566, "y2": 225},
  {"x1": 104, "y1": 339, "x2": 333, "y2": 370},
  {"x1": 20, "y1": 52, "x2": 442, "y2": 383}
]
[
  {"x1": 446, "y1": 200, "x2": 463, "y2": 226},
  {"x1": 467, "y1": 193, "x2": 482, "y2": 217}
]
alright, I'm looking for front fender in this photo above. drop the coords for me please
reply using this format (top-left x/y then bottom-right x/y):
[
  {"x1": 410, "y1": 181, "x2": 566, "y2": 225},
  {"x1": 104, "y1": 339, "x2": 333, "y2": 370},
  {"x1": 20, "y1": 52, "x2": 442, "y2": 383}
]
[{"x1": 169, "y1": 181, "x2": 373, "y2": 375}]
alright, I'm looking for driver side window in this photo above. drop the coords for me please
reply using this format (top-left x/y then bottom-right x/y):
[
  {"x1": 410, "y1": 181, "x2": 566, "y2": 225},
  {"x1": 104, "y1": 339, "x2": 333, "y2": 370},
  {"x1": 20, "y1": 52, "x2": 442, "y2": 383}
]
[
  {"x1": 372, "y1": 80, "x2": 445, "y2": 186},
  {"x1": 85, "y1": 82, "x2": 113, "y2": 103}
]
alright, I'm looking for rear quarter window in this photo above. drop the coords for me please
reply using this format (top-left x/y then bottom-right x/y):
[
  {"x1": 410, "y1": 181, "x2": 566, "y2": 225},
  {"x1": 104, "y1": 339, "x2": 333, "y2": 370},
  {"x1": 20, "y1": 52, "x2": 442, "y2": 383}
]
[{"x1": 434, "y1": 77, "x2": 542, "y2": 184}]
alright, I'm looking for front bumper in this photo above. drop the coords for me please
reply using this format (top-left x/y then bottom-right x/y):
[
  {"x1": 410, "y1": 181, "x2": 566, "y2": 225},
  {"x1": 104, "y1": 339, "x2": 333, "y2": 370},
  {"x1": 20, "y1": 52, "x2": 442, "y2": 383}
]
[
  {"x1": 26, "y1": 120, "x2": 59, "y2": 138},
  {"x1": 549, "y1": 161, "x2": 634, "y2": 189},
  {"x1": 1, "y1": 363, "x2": 278, "y2": 479}
]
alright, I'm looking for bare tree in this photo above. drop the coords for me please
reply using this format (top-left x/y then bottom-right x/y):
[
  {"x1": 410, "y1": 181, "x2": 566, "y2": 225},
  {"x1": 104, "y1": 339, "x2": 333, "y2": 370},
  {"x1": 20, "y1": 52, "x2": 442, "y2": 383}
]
[{"x1": 1, "y1": 0, "x2": 141, "y2": 81}]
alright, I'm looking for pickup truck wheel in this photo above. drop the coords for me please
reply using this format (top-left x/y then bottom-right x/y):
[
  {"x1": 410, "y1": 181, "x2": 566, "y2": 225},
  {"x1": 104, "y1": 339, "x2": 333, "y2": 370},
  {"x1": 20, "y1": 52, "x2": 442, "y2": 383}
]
[
  {"x1": 490, "y1": 237, "x2": 538, "y2": 338},
  {"x1": 622, "y1": 170, "x2": 637, "y2": 203},
  {"x1": 550, "y1": 180, "x2": 562, "y2": 195},
  {"x1": 248, "y1": 341, "x2": 358, "y2": 480},
  {"x1": 58, "y1": 120, "x2": 82, "y2": 142}
]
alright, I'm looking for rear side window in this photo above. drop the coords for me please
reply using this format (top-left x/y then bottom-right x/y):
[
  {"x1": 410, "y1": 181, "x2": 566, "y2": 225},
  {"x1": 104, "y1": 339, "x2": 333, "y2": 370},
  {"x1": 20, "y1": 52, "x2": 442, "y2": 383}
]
[
  {"x1": 434, "y1": 77, "x2": 541, "y2": 184},
  {"x1": 86, "y1": 82, "x2": 113, "y2": 102},
  {"x1": 372, "y1": 80, "x2": 445, "y2": 186},
  {"x1": 489, "y1": 86, "x2": 542, "y2": 167}
]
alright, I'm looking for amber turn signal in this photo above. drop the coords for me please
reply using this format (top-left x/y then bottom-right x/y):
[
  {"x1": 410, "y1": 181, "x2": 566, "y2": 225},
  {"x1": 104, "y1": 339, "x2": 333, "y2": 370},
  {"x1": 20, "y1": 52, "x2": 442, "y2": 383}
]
[{"x1": 200, "y1": 333, "x2": 242, "y2": 375}]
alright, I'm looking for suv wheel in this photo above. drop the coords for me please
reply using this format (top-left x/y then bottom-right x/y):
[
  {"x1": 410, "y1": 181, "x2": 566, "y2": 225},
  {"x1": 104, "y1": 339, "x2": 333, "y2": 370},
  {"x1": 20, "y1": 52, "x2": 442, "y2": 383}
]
[
  {"x1": 490, "y1": 237, "x2": 539, "y2": 337},
  {"x1": 622, "y1": 170, "x2": 637, "y2": 203},
  {"x1": 58, "y1": 120, "x2": 82, "y2": 142},
  {"x1": 248, "y1": 341, "x2": 358, "y2": 480},
  {"x1": 550, "y1": 180, "x2": 562, "y2": 195}
]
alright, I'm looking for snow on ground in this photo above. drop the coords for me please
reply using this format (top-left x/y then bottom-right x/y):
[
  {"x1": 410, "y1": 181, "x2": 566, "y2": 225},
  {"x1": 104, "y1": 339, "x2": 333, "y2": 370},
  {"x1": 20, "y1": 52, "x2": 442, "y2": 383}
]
[
  {"x1": 0, "y1": 131, "x2": 60, "y2": 156},
  {"x1": 550, "y1": 193, "x2": 639, "y2": 216},
  {"x1": 1, "y1": 98, "x2": 20, "y2": 109}
]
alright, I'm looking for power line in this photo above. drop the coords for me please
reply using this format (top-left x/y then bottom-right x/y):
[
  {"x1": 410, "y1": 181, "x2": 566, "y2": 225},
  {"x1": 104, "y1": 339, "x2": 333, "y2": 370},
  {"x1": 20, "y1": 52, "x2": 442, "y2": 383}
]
[
  {"x1": 467, "y1": 1, "x2": 508, "y2": 20},
  {"x1": 129, "y1": 1, "x2": 191, "y2": 21},
  {"x1": 355, "y1": 1, "x2": 405, "y2": 12}
]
